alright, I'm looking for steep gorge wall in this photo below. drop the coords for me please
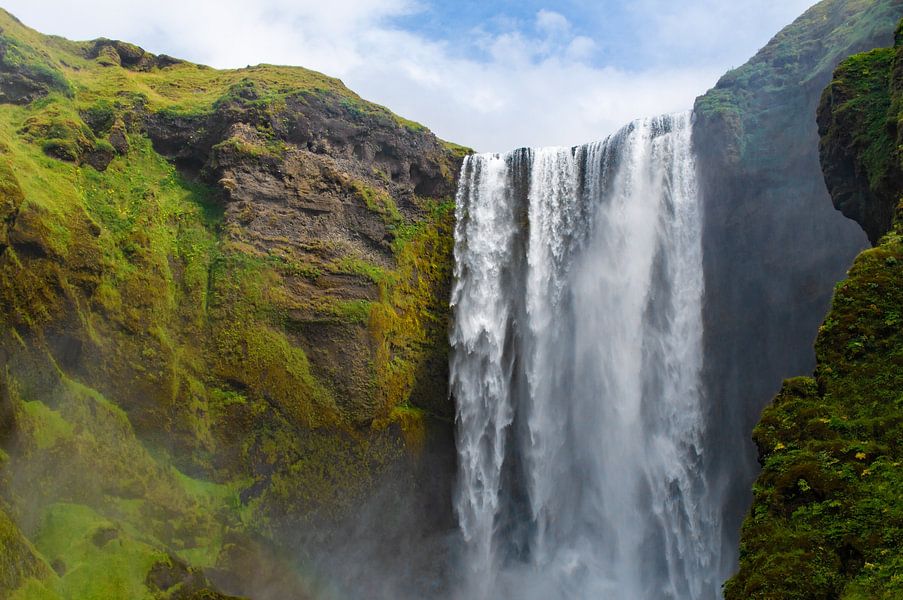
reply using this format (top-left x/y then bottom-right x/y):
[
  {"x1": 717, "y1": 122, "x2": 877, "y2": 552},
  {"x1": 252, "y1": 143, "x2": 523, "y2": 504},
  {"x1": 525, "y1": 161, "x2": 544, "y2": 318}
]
[
  {"x1": 692, "y1": 0, "x2": 902, "y2": 578},
  {"x1": 0, "y1": 10, "x2": 465, "y2": 599},
  {"x1": 726, "y1": 22, "x2": 903, "y2": 598}
]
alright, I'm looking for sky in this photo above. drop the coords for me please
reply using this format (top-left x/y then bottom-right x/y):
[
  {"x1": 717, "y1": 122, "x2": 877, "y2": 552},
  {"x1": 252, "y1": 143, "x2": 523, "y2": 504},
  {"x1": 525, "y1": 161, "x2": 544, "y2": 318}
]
[{"x1": 2, "y1": 1, "x2": 816, "y2": 152}]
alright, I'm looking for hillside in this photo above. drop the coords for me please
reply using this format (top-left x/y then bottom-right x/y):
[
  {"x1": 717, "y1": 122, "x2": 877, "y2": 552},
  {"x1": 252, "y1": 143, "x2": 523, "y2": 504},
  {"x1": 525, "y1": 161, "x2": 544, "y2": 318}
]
[
  {"x1": 725, "y1": 20, "x2": 903, "y2": 599},
  {"x1": 0, "y1": 9, "x2": 466, "y2": 599}
]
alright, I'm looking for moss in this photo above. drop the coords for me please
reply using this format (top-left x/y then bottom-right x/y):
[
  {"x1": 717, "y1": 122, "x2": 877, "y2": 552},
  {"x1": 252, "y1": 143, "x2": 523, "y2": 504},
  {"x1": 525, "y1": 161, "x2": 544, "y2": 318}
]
[
  {"x1": 331, "y1": 256, "x2": 392, "y2": 285},
  {"x1": 372, "y1": 405, "x2": 427, "y2": 452},
  {"x1": 368, "y1": 199, "x2": 455, "y2": 421},
  {"x1": 440, "y1": 140, "x2": 474, "y2": 159},
  {"x1": 9, "y1": 578, "x2": 63, "y2": 600},
  {"x1": 351, "y1": 179, "x2": 402, "y2": 225},
  {"x1": 0, "y1": 507, "x2": 54, "y2": 596},
  {"x1": 30, "y1": 503, "x2": 165, "y2": 600},
  {"x1": 19, "y1": 99, "x2": 96, "y2": 163},
  {"x1": 0, "y1": 30, "x2": 71, "y2": 100},
  {"x1": 830, "y1": 48, "x2": 894, "y2": 177},
  {"x1": 729, "y1": 235, "x2": 903, "y2": 598},
  {"x1": 211, "y1": 136, "x2": 285, "y2": 162},
  {"x1": 207, "y1": 251, "x2": 340, "y2": 429},
  {"x1": 818, "y1": 35, "x2": 902, "y2": 242},
  {"x1": 80, "y1": 100, "x2": 115, "y2": 135},
  {"x1": 324, "y1": 299, "x2": 374, "y2": 324},
  {"x1": 0, "y1": 361, "x2": 251, "y2": 594}
]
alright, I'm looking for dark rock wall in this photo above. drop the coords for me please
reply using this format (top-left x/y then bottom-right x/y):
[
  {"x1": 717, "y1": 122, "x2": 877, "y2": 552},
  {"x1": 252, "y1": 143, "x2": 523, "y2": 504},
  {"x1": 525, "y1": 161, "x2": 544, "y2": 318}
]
[
  {"x1": 725, "y1": 22, "x2": 903, "y2": 597},
  {"x1": 693, "y1": 0, "x2": 903, "y2": 579}
]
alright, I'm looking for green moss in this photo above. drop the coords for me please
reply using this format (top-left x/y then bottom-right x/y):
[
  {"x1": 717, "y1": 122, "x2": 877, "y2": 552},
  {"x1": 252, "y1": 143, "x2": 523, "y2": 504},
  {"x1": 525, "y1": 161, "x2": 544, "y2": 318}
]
[
  {"x1": 440, "y1": 140, "x2": 474, "y2": 159},
  {"x1": 0, "y1": 507, "x2": 54, "y2": 596},
  {"x1": 0, "y1": 365, "x2": 253, "y2": 594},
  {"x1": 368, "y1": 199, "x2": 455, "y2": 420},
  {"x1": 31, "y1": 503, "x2": 164, "y2": 600},
  {"x1": 211, "y1": 136, "x2": 285, "y2": 161},
  {"x1": 19, "y1": 98, "x2": 96, "y2": 163},
  {"x1": 207, "y1": 250, "x2": 340, "y2": 428},
  {"x1": 351, "y1": 179, "x2": 402, "y2": 225},
  {"x1": 331, "y1": 256, "x2": 392, "y2": 285},
  {"x1": 0, "y1": 30, "x2": 71, "y2": 99},
  {"x1": 728, "y1": 237, "x2": 903, "y2": 599},
  {"x1": 80, "y1": 100, "x2": 115, "y2": 134},
  {"x1": 372, "y1": 404, "x2": 427, "y2": 451},
  {"x1": 325, "y1": 299, "x2": 374, "y2": 324},
  {"x1": 9, "y1": 578, "x2": 63, "y2": 600},
  {"x1": 818, "y1": 36, "x2": 901, "y2": 241}
]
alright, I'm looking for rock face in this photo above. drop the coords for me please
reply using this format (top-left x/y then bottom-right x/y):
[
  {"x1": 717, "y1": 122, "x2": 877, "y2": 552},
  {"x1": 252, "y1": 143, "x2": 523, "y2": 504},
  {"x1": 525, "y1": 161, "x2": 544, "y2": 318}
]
[
  {"x1": 692, "y1": 0, "x2": 902, "y2": 577},
  {"x1": 0, "y1": 14, "x2": 71, "y2": 104},
  {"x1": 0, "y1": 9, "x2": 465, "y2": 599},
  {"x1": 726, "y1": 23, "x2": 903, "y2": 598},
  {"x1": 818, "y1": 21, "x2": 903, "y2": 244}
]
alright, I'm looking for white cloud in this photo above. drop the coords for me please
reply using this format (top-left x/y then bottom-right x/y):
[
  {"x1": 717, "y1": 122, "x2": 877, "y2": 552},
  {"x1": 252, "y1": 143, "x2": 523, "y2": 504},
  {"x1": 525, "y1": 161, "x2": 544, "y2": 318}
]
[
  {"x1": 1, "y1": 1, "x2": 817, "y2": 152},
  {"x1": 536, "y1": 10, "x2": 571, "y2": 37},
  {"x1": 566, "y1": 37, "x2": 597, "y2": 63},
  {"x1": 627, "y1": 0, "x2": 816, "y2": 66}
]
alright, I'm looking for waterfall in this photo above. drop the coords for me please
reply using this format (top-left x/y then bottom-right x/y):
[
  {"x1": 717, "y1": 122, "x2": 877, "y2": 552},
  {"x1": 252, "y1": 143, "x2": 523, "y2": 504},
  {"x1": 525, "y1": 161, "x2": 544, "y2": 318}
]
[{"x1": 450, "y1": 112, "x2": 720, "y2": 599}]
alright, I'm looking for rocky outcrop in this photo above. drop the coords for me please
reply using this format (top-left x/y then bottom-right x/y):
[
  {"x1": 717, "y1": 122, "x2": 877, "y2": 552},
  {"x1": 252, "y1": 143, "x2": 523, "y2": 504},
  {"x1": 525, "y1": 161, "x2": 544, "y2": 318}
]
[
  {"x1": 818, "y1": 20, "x2": 903, "y2": 244},
  {"x1": 139, "y1": 75, "x2": 459, "y2": 424},
  {"x1": 86, "y1": 39, "x2": 183, "y2": 71},
  {"x1": 0, "y1": 14, "x2": 70, "y2": 104},
  {"x1": 725, "y1": 22, "x2": 903, "y2": 598},
  {"x1": 692, "y1": 0, "x2": 902, "y2": 578}
]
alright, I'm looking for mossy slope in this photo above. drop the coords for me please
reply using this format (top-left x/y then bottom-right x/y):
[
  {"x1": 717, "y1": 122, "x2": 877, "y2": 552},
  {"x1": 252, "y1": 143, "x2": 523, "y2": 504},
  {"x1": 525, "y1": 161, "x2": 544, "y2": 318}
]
[
  {"x1": 0, "y1": 8, "x2": 466, "y2": 599},
  {"x1": 726, "y1": 22, "x2": 903, "y2": 600}
]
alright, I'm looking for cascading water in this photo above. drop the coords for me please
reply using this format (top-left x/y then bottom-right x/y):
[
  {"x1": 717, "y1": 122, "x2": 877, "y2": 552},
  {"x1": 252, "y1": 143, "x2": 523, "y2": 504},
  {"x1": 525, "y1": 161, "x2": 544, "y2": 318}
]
[{"x1": 450, "y1": 112, "x2": 721, "y2": 599}]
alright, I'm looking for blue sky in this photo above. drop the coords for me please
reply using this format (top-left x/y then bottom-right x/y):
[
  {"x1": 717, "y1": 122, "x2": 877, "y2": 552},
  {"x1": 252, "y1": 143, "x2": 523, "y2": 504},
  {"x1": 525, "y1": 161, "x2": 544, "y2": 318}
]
[
  {"x1": 3, "y1": 0, "x2": 816, "y2": 151},
  {"x1": 398, "y1": 2, "x2": 662, "y2": 69}
]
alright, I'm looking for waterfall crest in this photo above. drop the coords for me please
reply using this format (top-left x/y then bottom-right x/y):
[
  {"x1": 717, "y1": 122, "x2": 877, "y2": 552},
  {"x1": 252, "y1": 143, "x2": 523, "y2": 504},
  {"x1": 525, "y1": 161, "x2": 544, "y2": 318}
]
[{"x1": 450, "y1": 112, "x2": 720, "y2": 599}]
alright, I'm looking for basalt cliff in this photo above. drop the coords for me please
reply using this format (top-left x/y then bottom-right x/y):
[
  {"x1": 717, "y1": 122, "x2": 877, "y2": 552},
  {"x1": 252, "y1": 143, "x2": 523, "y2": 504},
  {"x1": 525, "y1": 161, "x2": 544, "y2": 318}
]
[{"x1": 726, "y1": 19, "x2": 903, "y2": 599}]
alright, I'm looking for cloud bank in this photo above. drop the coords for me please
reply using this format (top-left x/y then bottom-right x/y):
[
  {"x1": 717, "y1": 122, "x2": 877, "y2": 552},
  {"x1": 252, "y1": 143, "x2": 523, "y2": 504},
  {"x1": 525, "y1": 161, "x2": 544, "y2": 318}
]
[{"x1": 3, "y1": 0, "x2": 815, "y2": 151}]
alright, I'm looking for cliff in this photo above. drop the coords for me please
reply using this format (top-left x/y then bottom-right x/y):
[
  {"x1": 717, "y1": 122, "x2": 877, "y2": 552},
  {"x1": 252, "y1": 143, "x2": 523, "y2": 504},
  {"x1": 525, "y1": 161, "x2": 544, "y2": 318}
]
[
  {"x1": 726, "y1": 21, "x2": 903, "y2": 599},
  {"x1": 0, "y1": 9, "x2": 466, "y2": 599},
  {"x1": 692, "y1": 0, "x2": 902, "y2": 578},
  {"x1": 818, "y1": 20, "x2": 903, "y2": 244}
]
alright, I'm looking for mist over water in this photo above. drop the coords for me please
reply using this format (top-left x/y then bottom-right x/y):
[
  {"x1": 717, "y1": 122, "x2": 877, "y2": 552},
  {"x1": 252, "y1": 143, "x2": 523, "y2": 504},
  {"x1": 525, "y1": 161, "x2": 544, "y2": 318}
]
[{"x1": 450, "y1": 113, "x2": 723, "y2": 599}]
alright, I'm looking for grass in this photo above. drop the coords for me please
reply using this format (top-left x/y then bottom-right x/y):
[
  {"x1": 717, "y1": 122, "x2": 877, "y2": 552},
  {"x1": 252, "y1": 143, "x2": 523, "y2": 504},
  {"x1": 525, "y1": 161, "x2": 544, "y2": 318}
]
[
  {"x1": 4, "y1": 373, "x2": 246, "y2": 599},
  {"x1": 31, "y1": 503, "x2": 164, "y2": 600}
]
